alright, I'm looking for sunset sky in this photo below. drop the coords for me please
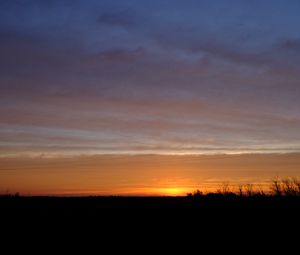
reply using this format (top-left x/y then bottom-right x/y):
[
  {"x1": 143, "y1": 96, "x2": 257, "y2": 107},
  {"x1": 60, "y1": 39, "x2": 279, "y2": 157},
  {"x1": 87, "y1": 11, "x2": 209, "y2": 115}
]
[{"x1": 1, "y1": 0, "x2": 300, "y2": 195}]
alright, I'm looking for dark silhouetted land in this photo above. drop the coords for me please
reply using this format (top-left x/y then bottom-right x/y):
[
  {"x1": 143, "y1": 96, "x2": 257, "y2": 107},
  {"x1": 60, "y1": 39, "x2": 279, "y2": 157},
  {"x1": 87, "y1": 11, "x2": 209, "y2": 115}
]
[
  {"x1": 2, "y1": 194, "x2": 300, "y2": 224},
  {"x1": 1, "y1": 193, "x2": 300, "y2": 250}
]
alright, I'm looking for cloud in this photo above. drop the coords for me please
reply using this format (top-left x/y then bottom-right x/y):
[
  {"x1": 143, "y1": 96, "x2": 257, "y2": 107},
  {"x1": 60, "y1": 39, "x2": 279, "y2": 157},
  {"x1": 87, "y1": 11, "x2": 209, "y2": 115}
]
[
  {"x1": 1, "y1": 0, "x2": 300, "y2": 156},
  {"x1": 96, "y1": 10, "x2": 140, "y2": 28},
  {"x1": 157, "y1": 37, "x2": 269, "y2": 67},
  {"x1": 277, "y1": 39, "x2": 300, "y2": 51},
  {"x1": 155, "y1": 31, "x2": 300, "y2": 70}
]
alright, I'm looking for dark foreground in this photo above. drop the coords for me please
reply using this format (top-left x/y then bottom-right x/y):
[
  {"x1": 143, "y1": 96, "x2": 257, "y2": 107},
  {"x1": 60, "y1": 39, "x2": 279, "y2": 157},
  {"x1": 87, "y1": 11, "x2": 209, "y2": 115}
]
[
  {"x1": 2, "y1": 195, "x2": 300, "y2": 223},
  {"x1": 1, "y1": 195, "x2": 300, "y2": 248}
]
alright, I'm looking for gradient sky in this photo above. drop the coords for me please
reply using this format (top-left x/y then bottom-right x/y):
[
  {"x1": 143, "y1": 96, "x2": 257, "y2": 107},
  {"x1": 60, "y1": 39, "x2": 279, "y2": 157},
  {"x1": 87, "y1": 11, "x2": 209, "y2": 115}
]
[{"x1": 1, "y1": 1, "x2": 300, "y2": 195}]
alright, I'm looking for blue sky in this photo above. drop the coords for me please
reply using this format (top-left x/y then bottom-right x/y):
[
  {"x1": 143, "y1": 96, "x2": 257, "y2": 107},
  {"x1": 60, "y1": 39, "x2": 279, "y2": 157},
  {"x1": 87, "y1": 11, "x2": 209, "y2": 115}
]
[{"x1": 1, "y1": 0, "x2": 300, "y2": 156}]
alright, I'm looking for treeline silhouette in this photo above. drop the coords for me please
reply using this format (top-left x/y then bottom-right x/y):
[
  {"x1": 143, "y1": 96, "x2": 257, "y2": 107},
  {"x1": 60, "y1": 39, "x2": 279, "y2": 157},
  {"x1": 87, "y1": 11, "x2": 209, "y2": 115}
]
[
  {"x1": 1, "y1": 178, "x2": 300, "y2": 198},
  {"x1": 1, "y1": 177, "x2": 300, "y2": 240},
  {"x1": 187, "y1": 177, "x2": 300, "y2": 198}
]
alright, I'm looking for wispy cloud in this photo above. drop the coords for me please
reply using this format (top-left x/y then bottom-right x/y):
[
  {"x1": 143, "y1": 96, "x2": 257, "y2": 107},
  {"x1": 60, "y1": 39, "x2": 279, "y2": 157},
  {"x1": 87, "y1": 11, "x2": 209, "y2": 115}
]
[
  {"x1": 96, "y1": 9, "x2": 141, "y2": 28},
  {"x1": 1, "y1": 0, "x2": 300, "y2": 156}
]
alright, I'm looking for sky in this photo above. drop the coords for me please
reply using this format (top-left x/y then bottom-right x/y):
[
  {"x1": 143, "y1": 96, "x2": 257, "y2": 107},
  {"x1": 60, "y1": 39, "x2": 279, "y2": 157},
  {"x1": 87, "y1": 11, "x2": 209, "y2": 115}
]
[
  {"x1": 1, "y1": 0, "x2": 300, "y2": 195},
  {"x1": 1, "y1": 154, "x2": 300, "y2": 196}
]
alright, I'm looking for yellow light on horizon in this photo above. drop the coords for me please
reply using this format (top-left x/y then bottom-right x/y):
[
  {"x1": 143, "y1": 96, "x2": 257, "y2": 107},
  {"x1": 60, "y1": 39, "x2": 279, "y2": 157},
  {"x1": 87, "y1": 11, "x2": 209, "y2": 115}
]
[{"x1": 156, "y1": 187, "x2": 189, "y2": 196}]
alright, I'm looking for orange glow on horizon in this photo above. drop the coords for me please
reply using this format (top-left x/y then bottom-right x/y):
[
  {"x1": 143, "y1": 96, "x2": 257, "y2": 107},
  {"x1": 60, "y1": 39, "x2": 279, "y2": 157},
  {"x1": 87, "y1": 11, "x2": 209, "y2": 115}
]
[
  {"x1": 145, "y1": 187, "x2": 191, "y2": 196},
  {"x1": 1, "y1": 154, "x2": 300, "y2": 196}
]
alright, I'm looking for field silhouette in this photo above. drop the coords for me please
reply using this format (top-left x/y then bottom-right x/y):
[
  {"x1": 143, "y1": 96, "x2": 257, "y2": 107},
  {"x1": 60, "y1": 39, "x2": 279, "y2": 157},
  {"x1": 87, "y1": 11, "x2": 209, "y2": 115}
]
[
  {"x1": 1, "y1": 179, "x2": 300, "y2": 248},
  {"x1": 2, "y1": 178, "x2": 300, "y2": 223}
]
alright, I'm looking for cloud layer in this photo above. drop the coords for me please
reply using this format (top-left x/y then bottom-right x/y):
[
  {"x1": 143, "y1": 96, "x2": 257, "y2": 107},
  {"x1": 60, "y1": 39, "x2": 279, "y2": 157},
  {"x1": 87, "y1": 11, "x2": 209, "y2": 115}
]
[{"x1": 1, "y1": 0, "x2": 300, "y2": 156}]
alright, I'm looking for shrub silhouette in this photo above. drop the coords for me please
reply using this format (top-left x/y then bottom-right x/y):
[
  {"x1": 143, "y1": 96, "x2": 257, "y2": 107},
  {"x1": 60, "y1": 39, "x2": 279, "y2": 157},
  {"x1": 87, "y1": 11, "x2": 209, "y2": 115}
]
[
  {"x1": 270, "y1": 178, "x2": 283, "y2": 196},
  {"x1": 270, "y1": 177, "x2": 300, "y2": 196},
  {"x1": 237, "y1": 185, "x2": 244, "y2": 196},
  {"x1": 245, "y1": 184, "x2": 254, "y2": 197},
  {"x1": 216, "y1": 182, "x2": 231, "y2": 196},
  {"x1": 188, "y1": 178, "x2": 300, "y2": 197},
  {"x1": 187, "y1": 189, "x2": 203, "y2": 198}
]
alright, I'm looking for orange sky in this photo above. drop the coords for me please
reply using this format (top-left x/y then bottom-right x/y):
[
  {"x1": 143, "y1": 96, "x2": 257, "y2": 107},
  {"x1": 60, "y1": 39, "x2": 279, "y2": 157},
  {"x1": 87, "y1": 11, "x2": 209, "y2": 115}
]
[
  {"x1": 1, "y1": 153, "x2": 300, "y2": 196},
  {"x1": 2, "y1": 2, "x2": 300, "y2": 197}
]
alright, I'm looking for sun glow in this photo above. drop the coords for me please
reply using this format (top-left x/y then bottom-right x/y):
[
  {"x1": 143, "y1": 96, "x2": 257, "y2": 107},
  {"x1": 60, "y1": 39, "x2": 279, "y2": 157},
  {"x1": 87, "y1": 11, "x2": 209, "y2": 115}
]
[{"x1": 156, "y1": 187, "x2": 189, "y2": 196}]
